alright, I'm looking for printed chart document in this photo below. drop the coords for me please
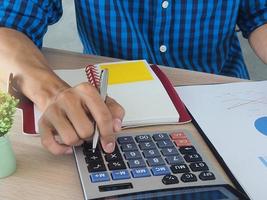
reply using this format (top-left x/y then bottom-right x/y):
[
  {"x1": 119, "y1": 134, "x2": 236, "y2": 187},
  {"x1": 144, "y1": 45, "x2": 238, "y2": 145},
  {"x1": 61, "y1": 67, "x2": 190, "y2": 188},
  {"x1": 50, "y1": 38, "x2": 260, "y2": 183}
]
[{"x1": 176, "y1": 81, "x2": 267, "y2": 200}]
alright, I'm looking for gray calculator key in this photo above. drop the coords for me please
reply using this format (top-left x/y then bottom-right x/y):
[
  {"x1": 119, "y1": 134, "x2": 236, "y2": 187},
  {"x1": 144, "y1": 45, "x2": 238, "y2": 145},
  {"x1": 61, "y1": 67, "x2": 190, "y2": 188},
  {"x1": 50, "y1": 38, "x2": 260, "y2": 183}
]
[
  {"x1": 143, "y1": 149, "x2": 161, "y2": 158},
  {"x1": 121, "y1": 143, "x2": 138, "y2": 152},
  {"x1": 139, "y1": 142, "x2": 156, "y2": 150},
  {"x1": 147, "y1": 157, "x2": 165, "y2": 166},
  {"x1": 153, "y1": 133, "x2": 169, "y2": 141},
  {"x1": 166, "y1": 155, "x2": 184, "y2": 165},
  {"x1": 124, "y1": 151, "x2": 142, "y2": 160},
  {"x1": 157, "y1": 140, "x2": 174, "y2": 148},
  {"x1": 135, "y1": 135, "x2": 152, "y2": 143},
  {"x1": 128, "y1": 159, "x2": 146, "y2": 168},
  {"x1": 117, "y1": 136, "x2": 134, "y2": 144},
  {"x1": 161, "y1": 147, "x2": 179, "y2": 156}
]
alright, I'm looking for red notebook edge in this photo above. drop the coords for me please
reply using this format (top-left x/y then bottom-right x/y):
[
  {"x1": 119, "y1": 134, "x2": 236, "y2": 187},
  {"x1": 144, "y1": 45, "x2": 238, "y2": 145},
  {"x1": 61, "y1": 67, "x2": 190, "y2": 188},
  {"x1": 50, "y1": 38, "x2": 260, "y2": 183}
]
[
  {"x1": 150, "y1": 64, "x2": 192, "y2": 123},
  {"x1": 18, "y1": 97, "x2": 37, "y2": 135},
  {"x1": 8, "y1": 75, "x2": 37, "y2": 135}
]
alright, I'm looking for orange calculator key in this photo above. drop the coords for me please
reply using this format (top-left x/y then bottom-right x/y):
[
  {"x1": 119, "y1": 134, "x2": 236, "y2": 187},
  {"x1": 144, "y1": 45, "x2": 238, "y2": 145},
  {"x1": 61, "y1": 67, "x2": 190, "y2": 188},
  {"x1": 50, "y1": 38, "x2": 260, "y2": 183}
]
[
  {"x1": 171, "y1": 132, "x2": 187, "y2": 140},
  {"x1": 174, "y1": 139, "x2": 192, "y2": 147}
]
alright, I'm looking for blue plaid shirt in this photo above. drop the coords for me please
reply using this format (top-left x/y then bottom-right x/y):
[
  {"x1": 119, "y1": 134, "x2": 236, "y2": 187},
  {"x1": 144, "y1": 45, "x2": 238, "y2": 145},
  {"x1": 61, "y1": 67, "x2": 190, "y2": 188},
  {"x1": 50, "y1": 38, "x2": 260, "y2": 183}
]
[{"x1": 1, "y1": 1, "x2": 267, "y2": 79}]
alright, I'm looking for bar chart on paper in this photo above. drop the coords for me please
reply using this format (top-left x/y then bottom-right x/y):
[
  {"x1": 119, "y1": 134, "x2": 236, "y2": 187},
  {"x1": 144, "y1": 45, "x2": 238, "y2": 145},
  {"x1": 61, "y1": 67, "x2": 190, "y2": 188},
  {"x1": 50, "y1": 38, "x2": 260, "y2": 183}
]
[{"x1": 176, "y1": 81, "x2": 267, "y2": 200}]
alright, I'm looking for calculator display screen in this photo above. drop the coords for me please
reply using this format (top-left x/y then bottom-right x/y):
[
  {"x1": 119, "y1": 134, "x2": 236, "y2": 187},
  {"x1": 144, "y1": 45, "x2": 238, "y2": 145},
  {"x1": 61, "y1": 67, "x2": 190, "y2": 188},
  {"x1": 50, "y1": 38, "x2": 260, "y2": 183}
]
[{"x1": 99, "y1": 185, "x2": 245, "y2": 200}]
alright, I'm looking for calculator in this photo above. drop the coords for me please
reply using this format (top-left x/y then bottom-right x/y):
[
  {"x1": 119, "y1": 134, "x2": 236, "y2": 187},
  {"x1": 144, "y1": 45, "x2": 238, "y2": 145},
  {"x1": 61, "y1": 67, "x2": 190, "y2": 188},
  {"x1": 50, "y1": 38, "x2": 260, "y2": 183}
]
[{"x1": 73, "y1": 130, "x2": 248, "y2": 200}]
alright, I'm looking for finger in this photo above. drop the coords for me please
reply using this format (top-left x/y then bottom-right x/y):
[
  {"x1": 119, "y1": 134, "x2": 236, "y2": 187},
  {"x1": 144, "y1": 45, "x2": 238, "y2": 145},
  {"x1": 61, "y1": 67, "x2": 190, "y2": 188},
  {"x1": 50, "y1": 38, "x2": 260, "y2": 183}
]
[
  {"x1": 106, "y1": 97, "x2": 125, "y2": 132},
  {"x1": 62, "y1": 98, "x2": 95, "y2": 140},
  {"x1": 78, "y1": 83, "x2": 115, "y2": 153},
  {"x1": 39, "y1": 117, "x2": 72, "y2": 155},
  {"x1": 46, "y1": 106, "x2": 81, "y2": 146}
]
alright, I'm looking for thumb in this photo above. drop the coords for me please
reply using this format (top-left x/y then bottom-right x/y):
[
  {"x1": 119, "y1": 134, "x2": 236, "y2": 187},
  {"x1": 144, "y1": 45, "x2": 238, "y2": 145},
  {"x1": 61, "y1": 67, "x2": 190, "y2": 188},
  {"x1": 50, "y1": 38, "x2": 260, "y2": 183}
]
[{"x1": 106, "y1": 96, "x2": 125, "y2": 132}]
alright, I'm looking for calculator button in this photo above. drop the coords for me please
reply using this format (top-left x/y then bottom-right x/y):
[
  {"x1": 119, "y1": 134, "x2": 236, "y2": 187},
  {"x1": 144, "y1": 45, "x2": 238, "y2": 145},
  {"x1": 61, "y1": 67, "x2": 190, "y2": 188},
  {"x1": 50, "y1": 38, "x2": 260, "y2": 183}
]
[
  {"x1": 135, "y1": 135, "x2": 152, "y2": 143},
  {"x1": 162, "y1": 174, "x2": 179, "y2": 185},
  {"x1": 124, "y1": 151, "x2": 142, "y2": 160},
  {"x1": 170, "y1": 164, "x2": 190, "y2": 174},
  {"x1": 199, "y1": 171, "x2": 216, "y2": 181},
  {"x1": 139, "y1": 142, "x2": 156, "y2": 150},
  {"x1": 181, "y1": 173, "x2": 197, "y2": 182},
  {"x1": 117, "y1": 136, "x2": 135, "y2": 144},
  {"x1": 85, "y1": 154, "x2": 103, "y2": 163},
  {"x1": 170, "y1": 132, "x2": 187, "y2": 140},
  {"x1": 90, "y1": 172, "x2": 110, "y2": 182},
  {"x1": 88, "y1": 162, "x2": 106, "y2": 172},
  {"x1": 111, "y1": 170, "x2": 130, "y2": 180},
  {"x1": 174, "y1": 139, "x2": 192, "y2": 147},
  {"x1": 108, "y1": 161, "x2": 126, "y2": 170},
  {"x1": 166, "y1": 155, "x2": 184, "y2": 165},
  {"x1": 121, "y1": 143, "x2": 138, "y2": 152},
  {"x1": 161, "y1": 147, "x2": 179, "y2": 156},
  {"x1": 131, "y1": 168, "x2": 151, "y2": 178},
  {"x1": 179, "y1": 146, "x2": 197, "y2": 154},
  {"x1": 157, "y1": 140, "x2": 174, "y2": 148},
  {"x1": 147, "y1": 157, "x2": 165, "y2": 166},
  {"x1": 151, "y1": 166, "x2": 170, "y2": 176},
  {"x1": 189, "y1": 162, "x2": 209, "y2": 172},
  {"x1": 143, "y1": 149, "x2": 161, "y2": 158},
  {"x1": 105, "y1": 152, "x2": 122, "y2": 162},
  {"x1": 153, "y1": 133, "x2": 169, "y2": 141},
  {"x1": 83, "y1": 148, "x2": 101, "y2": 156},
  {"x1": 83, "y1": 141, "x2": 93, "y2": 149},
  {"x1": 184, "y1": 153, "x2": 202, "y2": 163},
  {"x1": 128, "y1": 159, "x2": 146, "y2": 168}
]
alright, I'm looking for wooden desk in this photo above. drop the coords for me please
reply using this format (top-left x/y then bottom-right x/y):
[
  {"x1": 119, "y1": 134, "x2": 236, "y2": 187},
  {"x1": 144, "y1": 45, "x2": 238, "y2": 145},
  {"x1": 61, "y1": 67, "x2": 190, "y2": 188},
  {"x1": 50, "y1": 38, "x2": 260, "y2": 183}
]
[{"x1": 0, "y1": 48, "x2": 243, "y2": 200}]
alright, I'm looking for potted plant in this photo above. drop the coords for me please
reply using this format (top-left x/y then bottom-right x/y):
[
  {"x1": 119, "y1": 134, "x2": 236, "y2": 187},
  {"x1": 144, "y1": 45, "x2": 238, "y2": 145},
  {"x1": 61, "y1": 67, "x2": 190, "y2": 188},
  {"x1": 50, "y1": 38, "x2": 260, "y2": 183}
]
[{"x1": 0, "y1": 90, "x2": 18, "y2": 178}]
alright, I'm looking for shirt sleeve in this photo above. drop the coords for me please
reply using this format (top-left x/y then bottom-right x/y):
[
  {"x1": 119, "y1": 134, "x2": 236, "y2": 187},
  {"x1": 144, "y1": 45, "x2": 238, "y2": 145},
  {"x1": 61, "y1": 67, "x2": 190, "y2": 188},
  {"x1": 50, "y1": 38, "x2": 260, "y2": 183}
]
[
  {"x1": 237, "y1": 1, "x2": 267, "y2": 38},
  {"x1": 0, "y1": 0, "x2": 62, "y2": 47}
]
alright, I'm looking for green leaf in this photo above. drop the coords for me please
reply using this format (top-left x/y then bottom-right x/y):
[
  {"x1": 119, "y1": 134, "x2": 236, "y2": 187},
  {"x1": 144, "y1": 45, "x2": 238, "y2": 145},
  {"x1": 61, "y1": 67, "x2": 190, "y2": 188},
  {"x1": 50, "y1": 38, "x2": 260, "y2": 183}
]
[{"x1": 0, "y1": 90, "x2": 19, "y2": 136}]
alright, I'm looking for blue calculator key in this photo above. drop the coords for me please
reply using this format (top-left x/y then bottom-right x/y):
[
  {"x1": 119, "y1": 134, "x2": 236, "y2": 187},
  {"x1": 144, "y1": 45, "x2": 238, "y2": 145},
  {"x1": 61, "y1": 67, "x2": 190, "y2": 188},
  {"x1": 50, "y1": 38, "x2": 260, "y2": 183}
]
[
  {"x1": 147, "y1": 157, "x2": 165, "y2": 166},
  {"x1": 166, "y1": 155, "x2": 184, "y2": 165},
  {"x1": 90, "y1": 172, "x2": 110, "y2": 182},
  {"x1": 153, "y1": 133, "x2": 169, "y2": 141},
  {"x1": 139, "y1": 142, "x2": 156, "y2": 150},
  {"x1": 124, "y1": 151, "x2": 142, "y2": 160},
  {"x1": 128, "y1": 159, "x2": 146, "y2": 168},
  {"x1": 161, "y1": 147, "x2": 179, "y2": 156},
  {"x1": 157, "y1": 140, "x2": 174, "y2": 148},
  {"x1": 143, "y1": 149, "x2": 161, "y2": 158},
  {"x1": 111, "y1": 170, "x2": 130, "y2": 180},
  {"x1": 151, "y1": 166, "x2": 171, "y2": 176},
  {"x1": 135, "y1": 135, "x2": 152, "y2": 143},
  {"x1": 131, "y1": 168, "x2": 151, "y2": 178},
  {"x1": 118, "y1": 136, "x2": 134, "y2": 144},
  {"x1": 121, "y1": 143, "x2": 138, "y2": 152}
]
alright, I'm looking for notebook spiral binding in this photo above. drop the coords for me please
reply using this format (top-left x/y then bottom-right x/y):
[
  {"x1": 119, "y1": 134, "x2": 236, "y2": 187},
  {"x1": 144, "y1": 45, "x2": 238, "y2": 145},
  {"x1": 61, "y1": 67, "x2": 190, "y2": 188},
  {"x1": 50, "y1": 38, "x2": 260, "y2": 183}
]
[{"x1": 85, "y1": 65, "x2": 100, "y2": 88}]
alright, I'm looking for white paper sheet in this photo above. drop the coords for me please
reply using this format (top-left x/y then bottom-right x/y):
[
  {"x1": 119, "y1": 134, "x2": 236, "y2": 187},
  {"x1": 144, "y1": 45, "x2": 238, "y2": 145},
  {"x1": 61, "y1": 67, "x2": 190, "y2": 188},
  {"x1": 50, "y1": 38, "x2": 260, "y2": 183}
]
[{"x1": 176, "y1": 81, "x2": 267, "y2": 200}]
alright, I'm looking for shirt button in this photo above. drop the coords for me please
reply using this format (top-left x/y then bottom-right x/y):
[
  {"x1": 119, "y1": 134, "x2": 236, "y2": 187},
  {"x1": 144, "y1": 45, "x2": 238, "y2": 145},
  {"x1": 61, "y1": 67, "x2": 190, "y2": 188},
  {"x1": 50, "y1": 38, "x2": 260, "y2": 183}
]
[
  {"x1": 160, "y1": 45, "x2": 167, "y2": 53},
  {"x1": 162, "y1": 1, "x2": 169, "y2": 9}
]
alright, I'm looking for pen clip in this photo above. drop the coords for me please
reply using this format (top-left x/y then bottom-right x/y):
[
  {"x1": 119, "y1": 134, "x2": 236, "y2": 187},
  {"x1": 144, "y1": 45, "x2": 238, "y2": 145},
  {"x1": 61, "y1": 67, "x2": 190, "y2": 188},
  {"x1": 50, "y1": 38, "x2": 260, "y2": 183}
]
[{"x1": 99, "y1": 69, "x2": 109, "y2": 101}]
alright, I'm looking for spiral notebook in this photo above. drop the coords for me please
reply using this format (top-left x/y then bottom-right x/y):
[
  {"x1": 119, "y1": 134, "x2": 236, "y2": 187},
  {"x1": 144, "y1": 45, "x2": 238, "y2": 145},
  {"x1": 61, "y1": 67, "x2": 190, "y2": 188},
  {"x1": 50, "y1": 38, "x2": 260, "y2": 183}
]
[{"x1": 10, "y1": 60, "x2": 191, "y2": 135}]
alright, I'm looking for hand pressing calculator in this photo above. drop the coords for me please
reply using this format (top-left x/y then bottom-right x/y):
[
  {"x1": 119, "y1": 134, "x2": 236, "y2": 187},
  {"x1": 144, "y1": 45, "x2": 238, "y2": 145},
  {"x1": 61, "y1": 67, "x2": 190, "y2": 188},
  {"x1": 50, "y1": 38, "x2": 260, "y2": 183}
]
[{"x1": 73, "y1": 130, "x2": 248, "y2": 200}]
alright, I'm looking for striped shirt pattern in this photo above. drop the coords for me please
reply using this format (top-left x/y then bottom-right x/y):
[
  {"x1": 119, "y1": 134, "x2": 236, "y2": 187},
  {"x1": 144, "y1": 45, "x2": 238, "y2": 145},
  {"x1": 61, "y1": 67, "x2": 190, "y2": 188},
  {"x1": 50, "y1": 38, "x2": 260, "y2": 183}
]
[{"x1": 1, "y1": 0, "x2": 267, "y2": 79}]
